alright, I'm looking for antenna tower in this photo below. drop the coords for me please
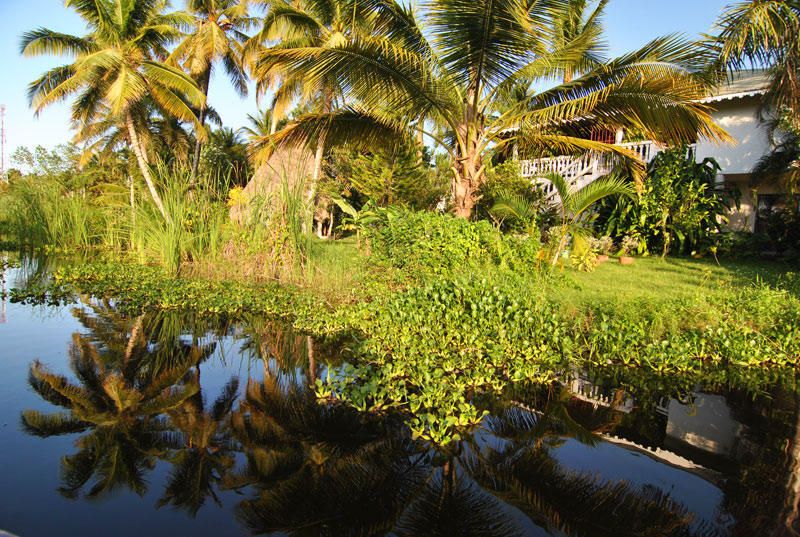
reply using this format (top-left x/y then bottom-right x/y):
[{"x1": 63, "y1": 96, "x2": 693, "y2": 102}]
[{"x1": 0, "y1": 104, "x2": 6, "y2": 181}]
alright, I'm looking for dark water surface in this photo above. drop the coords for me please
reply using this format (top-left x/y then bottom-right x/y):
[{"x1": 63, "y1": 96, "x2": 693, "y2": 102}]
[{"x1": 1, "y1": 259, "x2": 799, "y2": 537}]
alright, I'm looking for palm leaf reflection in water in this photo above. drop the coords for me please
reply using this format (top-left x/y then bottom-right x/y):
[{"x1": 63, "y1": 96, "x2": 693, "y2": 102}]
[{"x1": 19, "y1": 304, "x2": 798, "y2": 536}]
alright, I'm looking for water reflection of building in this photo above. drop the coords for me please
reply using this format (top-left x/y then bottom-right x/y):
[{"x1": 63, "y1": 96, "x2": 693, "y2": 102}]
[
  {"x1": 568, "y1": 377, "x2": 634, "y2": 413},
  {"x1": 567, "y1": 377, "x2": 747, "y2": 474},
  {"x1": 662, "y1": 394, "x2": 744, "y2": 459}
]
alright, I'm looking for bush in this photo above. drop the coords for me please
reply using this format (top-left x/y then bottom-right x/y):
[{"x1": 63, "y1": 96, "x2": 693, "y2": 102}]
[
  {"x1": 596, "y1": 146, "x2": 734, "y2": 256},
  {"x1": 364, "y1": 209, "x2": 541, "y2": 278},
  {"x1": 764, "y1": 207, "x2": 800, "y2": 256}
]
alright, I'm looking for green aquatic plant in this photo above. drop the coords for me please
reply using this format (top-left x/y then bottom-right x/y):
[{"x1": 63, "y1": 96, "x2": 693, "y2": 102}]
[
  {"x1": 318, "y1": 276, "x2": 571, "y2": 443},
  {"x1": 11, "y1": 260, "x2": 800, "y2": 445}
]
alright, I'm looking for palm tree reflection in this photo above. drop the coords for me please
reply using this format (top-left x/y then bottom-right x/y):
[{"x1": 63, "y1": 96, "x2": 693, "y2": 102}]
[
  {"x1": 158, "y1": 377, "x2": 240, "y2": 516},
  {"x1": 20, "y1": 306, "x2": 213, "y2": 499},
  {"x1": 227, "y1": 376, "x2": 425, "y2": 535},
  {"x1": 226, "y1": 378, "x2": 710, "y2": 537}
]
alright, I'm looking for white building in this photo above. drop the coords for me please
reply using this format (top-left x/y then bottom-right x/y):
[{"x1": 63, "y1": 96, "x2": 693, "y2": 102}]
[{"x1": 519, "y1": 70, "x2": 787, "y2": 232}]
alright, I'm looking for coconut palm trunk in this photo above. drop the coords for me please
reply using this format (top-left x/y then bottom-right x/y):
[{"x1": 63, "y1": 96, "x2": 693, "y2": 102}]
[
  {"x1": 308, "y1": 92, "x2": 333, "y2": 204},
  {"x1": 129, "y1": 175, "x2": 136, "y2": 227},
  {"x1": 310, "y1": 135, "x2": 326, "y2": 203},
  {"x1": 306, "y1": 335, "x2": 316, "y2": 385},
  {"x1": 452, "y1": 121, "x2": 485, "y2": 218},
  {"x1": 126, "y1": 113, "x2": 169, "y2": 220},
  {"x1": 191, "y1": 68, "x2": 212, "y2": 181}
]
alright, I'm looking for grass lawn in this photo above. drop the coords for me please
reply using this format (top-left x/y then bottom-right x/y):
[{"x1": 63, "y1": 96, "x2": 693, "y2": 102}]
[
  {"x1": 307, "y1": 235, "x2": 797, "y2": 312},
  {"x1": 555, "y1": 256, "x2": 796, "y2": 307}
]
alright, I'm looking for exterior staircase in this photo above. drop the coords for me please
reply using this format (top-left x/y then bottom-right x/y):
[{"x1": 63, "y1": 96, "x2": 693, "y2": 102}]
[{"x1": 518, "y1": 141, "x2": 692, "y2": 202}]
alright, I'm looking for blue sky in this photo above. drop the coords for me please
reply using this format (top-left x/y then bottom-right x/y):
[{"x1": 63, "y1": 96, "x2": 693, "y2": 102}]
[{"x1": 0, "y1": 0, "x2": 733, "y2": 163}]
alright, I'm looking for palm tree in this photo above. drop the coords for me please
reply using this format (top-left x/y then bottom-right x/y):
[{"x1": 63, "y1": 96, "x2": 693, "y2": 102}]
[
  {"x1": 489, "y1": 189, "x2": 543, "y2": 235},
  {"x1": 752, "y1": 130, "x2": 800, "y2": 197},
  {"x1": 170, "y1": 0, "x2": 254, "y2": 179},
  {"x1": 542, "y1": 172, "x2": 634, "y2": 265},
  {"x1": 203, "y1": 126, "x2": 251, "y2": 184},
  {"x1": 239, "y1": 109, "x2": 274, "y2": 142},
  {"x1": 20, "y1": 0, "x2": 205, "y2": 220},
  {"x1": 714, "y1": 1, "x2": 800, "y2": 198},
  {"x1": 248, "y1": 0, "x2": 378, "y2": 202},
  {"x1": 714, "y1": 0, "x2": 800, "y2": 130},
  {"x1": 255, "y1": 0, "x2": 728, "y2": 219},
  {"x1": 549, "y1": 0, "x2": 609, "y2": 83}
]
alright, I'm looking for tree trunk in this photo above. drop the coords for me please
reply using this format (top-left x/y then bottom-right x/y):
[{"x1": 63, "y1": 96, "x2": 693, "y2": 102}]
[
  {"x1": 326, "y1": 203, "x2": 334, "y2": 239},
  {"x1": 307, "y1": 91, "x2": 333, "y2": 204},
  {"x1": 775, "y1": 401, "x2": 800, "y2": 536},
  {"x1": 124, "y1": 314, "x2": 145, "y2": 365},
  {"x1": 129, "y1": 175, "x2": 136, "y2": 227},
  {"x1": 552, "y1": 227, "x2": 568, "y2": 266},
  {"x1": 452, "y1": 109, "x2": 485, "y2": 218},
  {"x1": 452, "y1": 151, "x2": 484, "y2": 218},
  {"x1": 190, "y1": 69, "x2": 212, "y2": 182},
  {"x1": 310, "y1": 136, "x2": 325, "y2": 203},
  {"x1": 126, "y1": 113, "x2": 169, "y2": 221}
]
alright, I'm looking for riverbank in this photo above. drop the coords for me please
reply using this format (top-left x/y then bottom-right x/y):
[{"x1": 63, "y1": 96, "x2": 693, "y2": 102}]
[{"x1": 9, "y1": 247, "x2": 799, "y2": 444}]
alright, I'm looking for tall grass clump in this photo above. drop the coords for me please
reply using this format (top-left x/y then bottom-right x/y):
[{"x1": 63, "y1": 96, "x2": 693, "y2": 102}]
[
  {"x1": 0, "y1": 177, "x2": 102, "y2": 250},
  {"x1": 130, "y1": 163, "x2": 230, "y2": 274},
  {"x1": 233, "y1": 176, "x2": 313, "y2": 282}
]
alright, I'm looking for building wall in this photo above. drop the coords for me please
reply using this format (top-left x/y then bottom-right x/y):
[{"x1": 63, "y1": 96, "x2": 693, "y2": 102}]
[
  {"x1": 695, "y1": 96, "x2": 772, "y2": 175},
  {"x1": 723, "y1": 174, "x2": 785, "y2": 232},
  {"x1": 694, "y1": 96, "x2": 787, "y2": 232}
]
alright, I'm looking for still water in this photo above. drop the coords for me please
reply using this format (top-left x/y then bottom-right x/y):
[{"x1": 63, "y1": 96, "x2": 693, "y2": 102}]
[{"x1": 1, "y1": 260, "x2": 799, "y2": 536}]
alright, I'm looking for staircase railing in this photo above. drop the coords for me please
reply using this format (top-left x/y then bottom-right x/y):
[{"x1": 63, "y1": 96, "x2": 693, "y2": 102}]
[{"x1": 519, "y1": 141, "x2": 696, "y2": 203}]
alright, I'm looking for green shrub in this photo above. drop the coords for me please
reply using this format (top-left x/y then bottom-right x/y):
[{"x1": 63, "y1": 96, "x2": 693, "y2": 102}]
[
  {"x1": 596, "y1": 146, "x2": 734, "y2": 256},
  {"x1": 764, "y1": 207, "x2": 800, "y2": 256},
  {"x1": 364, "y1": 209, "x2": 541, "y2": 278}
]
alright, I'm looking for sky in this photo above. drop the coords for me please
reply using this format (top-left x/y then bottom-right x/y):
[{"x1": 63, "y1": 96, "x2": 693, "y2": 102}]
[{"x1": 0, "y1": 0, "x2": 734, "y2": 169}]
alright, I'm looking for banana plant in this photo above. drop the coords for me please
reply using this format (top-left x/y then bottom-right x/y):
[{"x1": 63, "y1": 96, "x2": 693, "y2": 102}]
[{"x1": 331, "y1": 197, "x2": 383, "y2": 248}]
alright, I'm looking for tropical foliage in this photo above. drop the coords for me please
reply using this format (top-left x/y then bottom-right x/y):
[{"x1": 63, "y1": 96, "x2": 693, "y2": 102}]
[
  {"x1": 596, "y1": 147, "x2": 732, "y2": 256},
  {"x1": 540, "y1": 172, "x2": 634, "y2": 264},
  {"x1": 714, "y1": 0, "x2": 800, "y2": 130},
  {"x1": 255, "y1": 0, "x2": 728, "y2": 220},
  {"x1": 20, "y1": 0, "x2": 206, "y2": 218}
]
